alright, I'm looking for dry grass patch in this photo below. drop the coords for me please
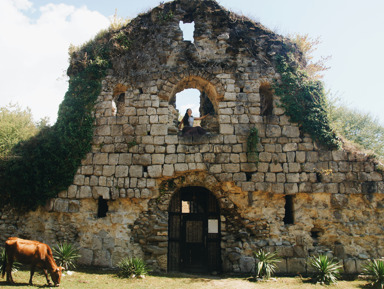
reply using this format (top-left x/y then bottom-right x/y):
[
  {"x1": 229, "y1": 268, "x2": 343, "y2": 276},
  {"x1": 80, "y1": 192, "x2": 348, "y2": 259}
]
[{"x1": 0, "y1": 269, "x2": 368, "y2": 289}]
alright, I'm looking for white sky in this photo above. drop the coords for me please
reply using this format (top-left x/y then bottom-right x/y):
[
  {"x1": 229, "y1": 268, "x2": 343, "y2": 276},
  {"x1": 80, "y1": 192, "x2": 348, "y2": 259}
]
[{"x1": 1, "y1": 0, "x2": 383, "y2": 125}]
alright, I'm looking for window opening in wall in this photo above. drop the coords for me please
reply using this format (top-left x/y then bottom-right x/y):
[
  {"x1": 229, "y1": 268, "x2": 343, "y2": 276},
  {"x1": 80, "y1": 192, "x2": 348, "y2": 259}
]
[
  {"x1": 179, "y1": 21, "x2": 195, "y2": 43},
  {"x1": 111, "y1": 100, "x2": 117, "y2": 116},
  {"x1": 97, "y1": 196, "x2": 108, "y2": 218},
  {"x1": 311, "y1": 229, "x2": 322, "y2": 245},
  {"x1": 283, "y1": 195, "x2": 294, "y2": 225},
  {"x1": 260, "y1": 83, "x2": 273, "y2": 116},
  {"x1": 175, "y1": 88, "x2": 201, "y2": 124}
]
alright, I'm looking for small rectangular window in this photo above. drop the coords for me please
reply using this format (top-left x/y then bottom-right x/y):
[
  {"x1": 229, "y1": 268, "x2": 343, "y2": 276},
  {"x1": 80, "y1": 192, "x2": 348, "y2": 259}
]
[{"x1": 283, "y1": 195, "x2": 294, "y2": 225}]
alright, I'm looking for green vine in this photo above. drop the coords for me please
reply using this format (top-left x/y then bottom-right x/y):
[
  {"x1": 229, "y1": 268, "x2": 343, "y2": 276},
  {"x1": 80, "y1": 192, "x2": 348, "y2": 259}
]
[
  {"x1": 273, "y1": 54, "x2": 339, "y2": 149},
  {"x1": 247, "y1": 127, "x2": 259, "y2": 162},
  {"x1": 0, "y1": 32, "x2": 113, "y2": 210}
]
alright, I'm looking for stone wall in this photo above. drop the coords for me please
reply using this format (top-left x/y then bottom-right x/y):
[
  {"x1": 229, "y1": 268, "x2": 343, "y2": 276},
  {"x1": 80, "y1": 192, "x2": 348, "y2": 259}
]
[{"x1": 1, "y1": 0, "x2": 383, "y2": 275}]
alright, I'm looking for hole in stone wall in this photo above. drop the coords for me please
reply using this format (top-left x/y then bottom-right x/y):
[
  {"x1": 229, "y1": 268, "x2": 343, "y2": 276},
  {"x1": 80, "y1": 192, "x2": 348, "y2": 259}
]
[
  {"x1": 112, "y1": 100, "x2": 117, "y2": 116},
  {"x1": 97, "y1": 196, "x2": 108, "y2": 218},
  {"x1": 179, "y1": 21, "x2": 195, "y2": 43},
  {"x1": 260, "y1": 83, "x2": 273, "y2": 116},
  {"x1": 113, "y1": 93, "x2": 125, "y2": 115},
  {"x1": 283, "y1": 195, "x2": 294, "y2": 225},
  {"x1": 175, "y1": 88, "x2": 201, "y2": 124},
  {"x1": 246, "y1": 172, "x2": 252, "y2": 182},
  {"x1": 311, "y1": 229, "x2": 323, "y2": 245}
]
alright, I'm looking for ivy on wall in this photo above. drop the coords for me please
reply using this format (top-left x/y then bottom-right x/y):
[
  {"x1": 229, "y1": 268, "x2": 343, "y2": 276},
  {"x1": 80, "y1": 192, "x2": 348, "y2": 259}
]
[
  {"x1": 273, "y1": 53, "x2": 339, "y2": 150},
  {"x1": 0, "y1": 33, "x2": 113, "y2": 210}
]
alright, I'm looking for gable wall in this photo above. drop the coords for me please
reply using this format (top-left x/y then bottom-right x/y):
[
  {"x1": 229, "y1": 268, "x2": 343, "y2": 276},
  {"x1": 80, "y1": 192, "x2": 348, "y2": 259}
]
[{"x1": 1, "y1": 0, "x2": 383, "y2": 274}]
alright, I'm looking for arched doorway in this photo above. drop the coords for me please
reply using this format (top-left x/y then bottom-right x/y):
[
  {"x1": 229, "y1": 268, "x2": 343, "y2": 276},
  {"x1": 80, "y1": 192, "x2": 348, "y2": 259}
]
[{"x1": 168, "y1": 186, "x2": 221, "y2": 273}]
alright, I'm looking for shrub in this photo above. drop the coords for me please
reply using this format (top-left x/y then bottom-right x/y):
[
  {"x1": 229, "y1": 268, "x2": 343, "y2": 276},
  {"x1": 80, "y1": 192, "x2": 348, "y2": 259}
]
[
  {"x1": 308, "y1": 254, "x2": 342, "y2": 285},
  {"x1": 254, "y1": 249, "x2": 281, "y2": 280},
  {"x1": 362, "y1": 259, "x2": 384, "y2": 289},
  {"x1": 52, "y1": 242, "x2": 81, "y2": 270},
  {"x1": 117, "y1": 257, "x2": 150, "y2": 278}
]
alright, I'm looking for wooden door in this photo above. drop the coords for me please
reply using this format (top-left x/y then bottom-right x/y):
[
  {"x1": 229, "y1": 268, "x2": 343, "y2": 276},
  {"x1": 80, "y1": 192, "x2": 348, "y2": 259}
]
[{"x1": 168, "y1": 187, "x2": 221, "y2": 273}]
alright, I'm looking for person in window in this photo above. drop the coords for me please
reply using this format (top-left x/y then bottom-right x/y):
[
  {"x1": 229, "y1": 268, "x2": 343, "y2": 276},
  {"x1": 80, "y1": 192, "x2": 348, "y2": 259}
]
[{"x1": 178, "y1": 108, "x2": 209, "y2": 136}]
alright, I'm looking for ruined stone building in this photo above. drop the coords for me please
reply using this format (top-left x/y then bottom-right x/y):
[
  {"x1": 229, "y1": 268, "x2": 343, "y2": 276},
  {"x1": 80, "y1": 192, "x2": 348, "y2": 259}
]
[{"x1": 1, "y1": 0, "x2": 384, "y2": 274}]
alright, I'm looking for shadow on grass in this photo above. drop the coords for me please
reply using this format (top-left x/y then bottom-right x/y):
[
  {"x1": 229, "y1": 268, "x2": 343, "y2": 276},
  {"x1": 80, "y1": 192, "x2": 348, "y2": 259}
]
[{"x1": 0, "y1": 280, "x2": 50, "y2": 288}]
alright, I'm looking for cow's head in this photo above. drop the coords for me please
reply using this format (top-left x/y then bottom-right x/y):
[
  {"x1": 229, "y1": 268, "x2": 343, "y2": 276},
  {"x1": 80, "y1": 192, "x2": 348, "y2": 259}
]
[{"x1": 50, "y1": 267, "x2": 64, "y2": 287}]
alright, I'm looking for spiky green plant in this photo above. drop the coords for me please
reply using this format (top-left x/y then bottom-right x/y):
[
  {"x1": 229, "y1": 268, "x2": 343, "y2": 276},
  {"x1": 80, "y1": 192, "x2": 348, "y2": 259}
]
[
  {"x1": 254, "y1": 249, "x2": 281, "y2": 280},
  {"x1": 52, "y1": 242, "x2": 81, "y2": 270},
  {"x1": 117, "y1": 257, "x2": 150, "y2": 278},
  {"x1": 309, "y1": 254, "x2": 342, "y2": 285},
  {"x1": 363, "y1": 259, "x2": 384, "y2": 289}
]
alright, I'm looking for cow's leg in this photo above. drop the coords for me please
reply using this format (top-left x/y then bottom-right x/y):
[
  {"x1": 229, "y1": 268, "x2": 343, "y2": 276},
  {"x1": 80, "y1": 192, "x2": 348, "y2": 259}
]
[
  {"x1": 43, "y1": 269, "x2": 53, "y2": 286},
  {"x1": 29, "y1": 265, "x2": 35, "y2": 285},
  {"x1": 5, "y1": 259, "x2": 14, "y2": 284}
]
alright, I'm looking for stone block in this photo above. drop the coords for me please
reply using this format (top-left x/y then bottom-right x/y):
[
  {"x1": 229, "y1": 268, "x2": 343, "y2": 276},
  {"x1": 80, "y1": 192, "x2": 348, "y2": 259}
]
[
  {"x1": 92, "y1": 186, "x2": 110, "y2": 199},
  {"x1": 343, "y1": 259, "x2": 357, "y2": 274},
  {"x1": 239, "y1": 256, "x2": 255, "y2": 273},
  {"x1": 209, "y1": 164, "x2": 222, "y2": 174},
  {"x1": 79, "y1": 186, "x2": 92, "y2": 198},
  {"x1": 259, "y1": 152, "x2": 272, "y2": 162},
  {"x1": 94, "y1": 153, "x2": 108, "y2": 165},
  {"x1": 270, "y1": 163, "x2": 283, "y2": 173},
  {"x1": 282, "y1": 126, "x2": 300, "y2": 138},
  {"x1": 129, "y1": 165, "x2": 143, "y2": 177},
  {"x1": 287, "y1": 258, "x2": 306, "y2": 274},
  {"x1": 296, "y1": 151, "x2": 306, "y2": 163},
  {"x1": 148, "y1": 165, "x2": 162, "y2": 178},
  {"x1": 286, "y1": 173, "x2": 300, "y2": 183},
  {"x1": 175, "y1": 163, "x2": 188, "y2": 172},
  {"x1": 152, "y1": 154, "x2": 165, "y2": 164},
  {"x1": 266, "y1": 125, "x2": 281, "y2": 137},
  {"x1": 332, "y1": 151, "x2": 347, "y2": 161},
  {"x1": 220, "y1": 124, "x2": 234, "y2": 134},
  {"x1": 115, "y1": 166, "x2": 129, "y2": 177},
  {"x1": 150, "y1": 124, "x2": 167, "y2": 136},
  {"x1": 162, "y1": 164, "x2": 174, "y2": 177},
  {"x1": 283, "y1": 143, "x2": 298, "y2": 152},
  {"x1": 285, "y1": 183, "x2": 298, "y2": 194},
  {"x1": 223, "y1": 164, "x2": 240, "y2": 173},
  {"x1": 54, "y1": 199, "x2": 68, "y2": 212},
  {"x1": 103, "y1": 165, "x2": 115, "y2": 176}
]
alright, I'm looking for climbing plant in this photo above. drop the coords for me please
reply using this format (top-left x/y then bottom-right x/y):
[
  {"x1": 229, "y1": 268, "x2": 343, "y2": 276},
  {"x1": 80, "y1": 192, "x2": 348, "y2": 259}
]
[
  {"x1": 273, "y1": 53, "x2": 339, "y2": 149},
  {"x1": 247, "y1": 127, "x2": 259, "y2": 162},
  {"x1": 0, "y1": 30, "x2": 114, "y2": 210}
]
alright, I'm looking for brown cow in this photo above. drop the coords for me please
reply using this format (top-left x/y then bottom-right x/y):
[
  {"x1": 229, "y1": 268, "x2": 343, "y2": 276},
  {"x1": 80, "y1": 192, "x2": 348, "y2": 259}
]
[{"x1": 1, "y1": 237, "x2": 64, "y2": 286}]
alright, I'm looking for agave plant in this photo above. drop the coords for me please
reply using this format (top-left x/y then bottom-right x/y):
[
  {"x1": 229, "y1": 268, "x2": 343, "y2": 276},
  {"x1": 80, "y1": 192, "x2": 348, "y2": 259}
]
[
  {"x1": 254, "y1": 249, "x2": 281, "y2": 280},
  {"x1": 52, "y1": 242, "x2": 81, "y2": 270},
  {"x1": 308, "y1": 254, "x2": 342, "y2": 285},
  {"x1": 363, "y1": 259, "x2": 384, "y2": 289},
  {"x1": 117, "y1": 257, "x2": 150, "y2": 278}
]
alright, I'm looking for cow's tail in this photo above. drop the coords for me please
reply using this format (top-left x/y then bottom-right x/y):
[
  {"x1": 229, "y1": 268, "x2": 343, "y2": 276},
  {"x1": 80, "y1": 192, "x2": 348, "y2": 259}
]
[{"x1": 1, "y1": 248, "x2": 6, "y2": 279}]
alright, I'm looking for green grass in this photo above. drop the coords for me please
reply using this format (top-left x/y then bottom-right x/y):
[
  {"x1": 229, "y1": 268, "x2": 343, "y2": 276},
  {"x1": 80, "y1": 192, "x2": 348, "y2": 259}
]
[{"x1": 0, "y1": 269, "x2": 368, "y2": 289}]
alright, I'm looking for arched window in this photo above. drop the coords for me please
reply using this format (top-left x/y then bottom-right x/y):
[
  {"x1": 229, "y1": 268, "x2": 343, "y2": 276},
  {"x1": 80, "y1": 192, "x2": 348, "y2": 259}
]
[{"x1": 175, "y1": 88, "x2": 201, "y2": 123}]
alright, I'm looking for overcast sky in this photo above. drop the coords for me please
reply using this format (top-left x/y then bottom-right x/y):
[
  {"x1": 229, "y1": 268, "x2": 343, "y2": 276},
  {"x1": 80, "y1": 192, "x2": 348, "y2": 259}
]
[{"x1": 1, "y1": 0, "x2": 383, "y2": 125}]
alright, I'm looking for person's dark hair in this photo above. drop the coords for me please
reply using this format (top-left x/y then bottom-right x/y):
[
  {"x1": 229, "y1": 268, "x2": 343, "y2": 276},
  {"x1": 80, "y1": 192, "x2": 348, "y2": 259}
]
[{"x1": 183, "y1": 109, "x2": 191, "y2": 127}]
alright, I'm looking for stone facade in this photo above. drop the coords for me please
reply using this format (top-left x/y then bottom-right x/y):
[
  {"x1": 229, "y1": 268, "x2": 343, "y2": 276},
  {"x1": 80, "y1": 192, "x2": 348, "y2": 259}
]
[{"x1": 1, "y1": 0, "x2": 383, "y2": 274}]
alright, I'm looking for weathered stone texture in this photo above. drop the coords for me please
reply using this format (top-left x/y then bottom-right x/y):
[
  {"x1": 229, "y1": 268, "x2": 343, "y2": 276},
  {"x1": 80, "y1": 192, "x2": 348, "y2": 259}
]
[{"x1": 1, "y1": 0, "x2": 384, "y2": 275}]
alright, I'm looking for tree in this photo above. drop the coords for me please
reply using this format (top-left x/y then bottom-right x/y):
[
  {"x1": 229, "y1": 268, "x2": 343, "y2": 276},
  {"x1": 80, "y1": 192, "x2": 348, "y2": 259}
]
[
  {"x1": 289, "y1": 33, "x2": 331, "y2": 80},
  {"x1": 327, "y1": 96, "x2": 384, "y2": 159},
  {"x1": 0, "y1": 103, "x2": 47, "y2": 158}
]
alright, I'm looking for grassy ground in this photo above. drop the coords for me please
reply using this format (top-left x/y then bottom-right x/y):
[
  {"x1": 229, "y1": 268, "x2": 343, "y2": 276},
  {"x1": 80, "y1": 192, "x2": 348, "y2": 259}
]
[{"x1": 0, "y1": 269, "x2": 369, "y2": 289}]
